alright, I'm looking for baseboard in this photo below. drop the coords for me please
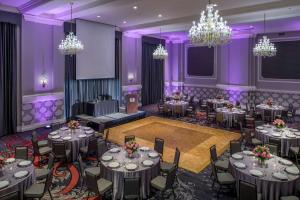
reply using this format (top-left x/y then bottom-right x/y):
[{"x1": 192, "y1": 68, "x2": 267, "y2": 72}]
[{"x1": 17, "y1": 118, "x2": 66, "y2": 132}]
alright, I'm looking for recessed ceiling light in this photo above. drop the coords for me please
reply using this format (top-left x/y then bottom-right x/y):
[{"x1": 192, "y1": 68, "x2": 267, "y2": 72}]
[
  {"x1": 97, "y1": 15, "x2": 101, "y2": 18},
  {"x1": 123, "y1": 21, "x2": 127, "y2": 24},
  {"x1": 133, "y1": 6, "x2": 138, "y2": 10},
  {"x1": 158, "y1": 14, "x2": 162, "y2": 18}
]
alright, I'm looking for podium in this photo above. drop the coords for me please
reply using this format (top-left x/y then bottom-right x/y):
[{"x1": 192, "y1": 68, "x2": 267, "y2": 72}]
[{"x1": 125, "y1": 94, "x2": 138, "y2": 114}]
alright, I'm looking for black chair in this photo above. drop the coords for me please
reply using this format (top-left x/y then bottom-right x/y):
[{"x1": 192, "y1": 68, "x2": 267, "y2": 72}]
[
  {"x1": 210, "y1": 145, "x2": 229, "y2": 171},
  {"x1": 239, "y1": 180, "x2": 261, "y2": 200},
  {"x1": 161, "y1": 147, "x2": 180, "y2": 173},
  {"x1": 125, "y1": 135, "x2": 136, "y2": 143},
  {"x1": 269, "y1": 138, "x2": 281, "y2": 156},
  {"x1": 267, "y1": 144, "x2": 279, "y2": 156},
  {"x1": 15, "y1": 146, "x2": 28, "y2": 160},
  {"x1": 264, "y1": 110, "x2": 272, "y2": 122},
  {"x1": 0, "y1": 191, "x2": 19, "y2": 200},
  {"x1": 96, "y1": 140, "x2": 108, "y2": 166},
  {"x1": 32, "y1": 131, "x2": 48, "y2": 148},
  {"x1": 35, "y1": 153, "x2": 55, "y2": 180},
  {"x1": 154, "y1": 138, "x2": 164, "y2": 158},
  {"x1": 230, "y1": 140, "x2": 241, "y2": 155},
  {"x1": 31, "y1": 137, "x2": 52, "y2": 166},
  {"x1": 124, "y1": 177, "x2": 140, "y2": 199},
  {"x1": 85, "y1": 170, "x2": 112, "y2": 199},
  {"x1": 78, "y1": 154, "x2": 100, "y2": 191},
  {"x1": 52, "y1": 141, "x2": 71, "y2": 163},
  {"x1": 80, "y1": 137, "x2": 98, "y2": 157}
]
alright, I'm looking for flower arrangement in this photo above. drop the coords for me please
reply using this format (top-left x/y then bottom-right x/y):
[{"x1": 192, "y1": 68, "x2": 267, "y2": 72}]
[
  {"x1": 124, "y1": 140, "x2": 139, "y2": 158},
  {"x1": 0, "y1": 156, "x2": 5, "y2": 170},
  {"x1": 68, "y1": 120, "x2": 80, "y2": 130},
  {"x1": 173, "y1": 91, "x2": 181, "y2": 101},
  {"x1": 227, "y1": 103, "x2": 234, "y2": 110},
  {"x1": 253, "y1": 145, "x2": 271, "y2": 165},
  {"x1": 273, "y1": 119, "x2": 285, "y2": 129},
  {"x1": 266, "y1": 98, "x2": 273, "y2": 107}
]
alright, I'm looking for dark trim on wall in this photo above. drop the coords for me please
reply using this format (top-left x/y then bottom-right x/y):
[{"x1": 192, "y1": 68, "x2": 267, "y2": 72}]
[
  {"x1": 142, "y1": 36, "x2": 165, "y2": 45},
  {"x1": 0, "y1": 10, "x2": 22, "y2": 25}
]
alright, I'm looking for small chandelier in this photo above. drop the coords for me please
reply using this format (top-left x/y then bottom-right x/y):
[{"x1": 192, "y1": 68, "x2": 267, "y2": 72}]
[
  {"x1": 58, "y1": 2, "x2": 84, "y2": 55},
  {"x1": 153, "y1": 28, "x2": 168, "y2": 60},
  {"x1": 188, "y1": 0, "x2": 232, "y2": 47},
  {"x1": 253, "y1": 14, "x2": 276, "y2": 57}
]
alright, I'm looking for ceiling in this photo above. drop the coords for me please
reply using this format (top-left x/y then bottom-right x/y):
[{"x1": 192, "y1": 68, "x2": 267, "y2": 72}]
[{"x1": 1, "y1": 0, "x2": 300, "y2": 37}]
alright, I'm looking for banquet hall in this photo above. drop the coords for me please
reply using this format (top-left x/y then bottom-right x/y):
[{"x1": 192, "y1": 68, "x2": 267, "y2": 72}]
[{"x1": 1, "y1": 0, "x2": 300, "y2": 199}]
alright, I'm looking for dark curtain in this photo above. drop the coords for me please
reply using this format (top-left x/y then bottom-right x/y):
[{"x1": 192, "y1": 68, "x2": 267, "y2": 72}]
[
  {"x1": 0, "y1": 22, "x2": 17, "y2": 136},
  {"x1": 141, "y1": 36, "x2": 165, "y2": 106},
  {"x1": 64, "y1": 22, "x2": 122, "y2": 119}
]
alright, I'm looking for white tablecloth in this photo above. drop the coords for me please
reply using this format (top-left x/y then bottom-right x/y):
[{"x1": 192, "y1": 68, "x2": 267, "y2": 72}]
[
  {"x1": 256, "y1": 104, "x2": 285, "y2": 121},
  {"x1": 216, "y1": 107, "x2": 245, "y2": 127},
  {"x1": 165, "y1": 100, "x2": 189, "y2": 115},
  {"x1": 207, "y1": 99, "x2": 230, "y2": 109}
]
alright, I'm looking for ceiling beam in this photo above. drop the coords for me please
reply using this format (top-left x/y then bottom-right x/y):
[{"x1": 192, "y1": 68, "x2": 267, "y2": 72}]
[{"x1": 18, "y1": 0, "x2": 53, "y2": 13}]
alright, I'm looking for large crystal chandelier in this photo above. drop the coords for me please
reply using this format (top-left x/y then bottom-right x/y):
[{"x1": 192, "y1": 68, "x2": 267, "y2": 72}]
[
  {"x1": 253, "y1": 14, "x2": 276, "y2": 57},
  {"x1": 153, "y1": 29, "x2": 168, "y2": 60},
  {"x1": 188, "y1": 0, "x2": 231, "y2": 47},
  {"x1": 58, "y1": 2, "x2": 84, "y2": 55}
]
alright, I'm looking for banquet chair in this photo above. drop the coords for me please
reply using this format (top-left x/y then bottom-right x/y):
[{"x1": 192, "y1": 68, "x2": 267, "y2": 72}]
[
  {"x1": 245, "y1": 117, "x2": 255, "y2": 129},
  {"x1": 31, "y1": 137, "x2": 52, "y2": 166},
  {"x1": 267, "y1": 144, "x2": 279, "y2": 156},
  {"x1": 163, "y1": 105, "x2": 172, "y2": 116},
  {"x1": 80, "y1": 137, "x2": 98, "y2": 157},
  {"x1": 210, "y1": 145, "x2": 229, "y2": 171},
  {"x1": 52, "y1": 141, "x2": 71, "y2": 164},
  {"x1": 216, "y1": 112, "x2": 225, "y2": 127},
  {"x1": 15, "y1": 146, "x2": 28, "y2": 160},
  {"x1": 243, "y1": 129, "x2": 263, "y2": 147},
  {"x1": 211, "y1": 161, "x2": 235, "y2": 197},
  {"x1": 0, "y1": 191, "x2": 19, "y2": 200},
  {"x1": 32, "y1": 131, "x2": 48, "y2": 148},
  {"x1": 239, "y1": 180, "x2": 262, "y2": 200},
  {"x1": 269, "y1": 138, "x2": 281, "y2": 156},
  {"x1": 96, "y1": 140, "x2": 107, "y2": 166},
  {"x1": 161, "y1": 147, "x2": 180, "y2": 174},
  {"x1": 24, "y1": 168, "x2": 54, "y2": 200},
  {"x1": 85, "y1": 170, "x2": 112, "y2": 199},
  {"x1": 280, "y1": 196, "x2": 299, "y2": 200},
  {"x1": 230, "y1": 140, "x2": 241, "y2": 155},
  {"x1": 78, "y1": 154, "x2": 100, "y2": 191},
  {"x1": 154, "y1": 138, "x2": 165, "y2": 158},
  {"x1": 125, "y1": 135, "x2": 136, "y2": 143},
  {"x1": 254, "y1": 121, "x2": 264, "y2": 128},
  {"x1": 174, "y1": 105, "x2": 184, "y2": 117},
  {"x1": 289, "y1": 146, "x2": 300, "y2": 165},
  {"x1": 35, "y1": 153, "x2": 55, "y2": 181},
  {"x1": 264, "y1": 110, "x2": 272, "y2": 122},
  {"x1": 124, "y1": 177, "x2": 140, "y2": 200},
  {"x1": 151, "y1": 165, "x2": 177, "y2": 199}
]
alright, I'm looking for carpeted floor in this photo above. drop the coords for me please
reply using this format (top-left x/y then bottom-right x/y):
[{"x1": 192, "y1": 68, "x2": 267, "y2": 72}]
[{"x1": 108, "y1": 116, "x2": 241, "y2": 173}]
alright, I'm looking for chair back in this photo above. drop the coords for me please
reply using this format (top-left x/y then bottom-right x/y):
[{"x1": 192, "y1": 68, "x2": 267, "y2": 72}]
[
  {"x1": 230, "y1": 140, "x2": 241, "y2": 155},
  {"x1": 48, "y1": 153, "x2": 55, "y2": 169},
  {"x1": 31, "y1": 137, "x2": 40, "y2": 156},
  {"x1": 239, "y1": 180, "x2": 258, "y2": 200},
  {"x1": 269, "y1": 138, "x2": 281, "y2": 155},
  {"x1": 32, "y1": 131, "x2": 38, "y2": 140},
  {"x1": 44, "y1": 168, "x2": 54, "y2": 194},
  {"x1": 78, "y1": 154, "x2": 85, "y2": 175},
  {"x1": 267, "y1": 144, "x2": 278, "y2": 156},
  {"x1": 15, "y1": 146, "x2": 28, "y2": 160},
  {"x1": 0, "y1": 191, "x2": 19, "y2": 200},
  {"x1": 52, "y1": 142, "x2": 67, "y2": 159},
  {"x1": 254, "y1": 121, "x2": 264, "y2": 128},
  {"x1": 87, "y1": 137, "x2": 98, "y2": 154},
  {"x1": 85, "y1": 170, "x2": 99, "y2": 195},
  {"x1": 124, "y1": 177, "x2": 140, "y2": 199},
  {"x1": 209, "y1": 145, "x2": 218, "y2": 162},
  {"x1": 264, "y1": 109, "x2": 272, "y2": 117},
  {"x1": 125, "y1": 135, "x2": 135, "y2": 143},
  {"x1": 97, "y1": 140, "x2": 107, "y2": 159},
  {"x1": 210, "y1": 161, "x2": 218, "y2": 181},
  {"x1": 216, "y1": 112, "x2": 223, "y2": 123},
  {"x1": 154, "y1": 138, "x2": 164, "y2": 156},
  {"x1": 174, "y1": 105, "x2": 183, "y2": 114},
  {"x1": 165, "y1": 166, "x2": 177, "y2": 190},
  {"x1": 104, "y1": 129, "x2": 110, "y2": 143},
  {"x1": 174, "y1": 148, "x2": 181, "y2": 167}
]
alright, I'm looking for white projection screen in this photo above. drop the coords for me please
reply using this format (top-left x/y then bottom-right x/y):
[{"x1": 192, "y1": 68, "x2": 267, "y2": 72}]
[{"x1": 76, "y1": 19, "x2": 115, "y2": 79}]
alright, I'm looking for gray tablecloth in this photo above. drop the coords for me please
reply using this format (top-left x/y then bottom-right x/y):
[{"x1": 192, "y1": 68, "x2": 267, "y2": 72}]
[
  {"x1": 207, "y1": 99, "x2": 230, "y2": 109},
  {"x1": 48, "y1": 127, "x2": 94, "y2": 162},
  {"x1": 255, "y1": 126, "x2": 300, "y2": 157},
  {"x1": 216, "y1": 107, "x2": 245, "y2": 127},
  {"x1": 87, "y1": 100, "x2": 119, "y2": 117},
  {"x1": 165, "y1": 100, "x2": 188, "y2": 116},
  {"x1": 256, "y1": 104, "x2": 284, "y2": 121},
  {"x1": 101, "y1": 149, "x2": 160, "y2": 200},
  {"x1": 0, "y1": 159, "x2": 35, "y2": 200},
  {"x1": 230, "y1": 153, "x2": 300, "y2": 200}
]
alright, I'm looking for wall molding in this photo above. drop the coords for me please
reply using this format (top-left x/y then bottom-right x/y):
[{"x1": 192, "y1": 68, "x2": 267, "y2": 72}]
[
  {"x1": 23, "y1": 91, "x2": 64, "y2": 103},
  {"x1": 17, "y1": 118, "x2": 66, "y2": 132},
  {"x1": 183, "y1": 83, "x2": 216, "y2": 89},
  {"x1": 255, "y1": 88, "x2": 300, "y2": 95},
  {"x1": 23, "y1": 14, "x2": 63, "y2": 26},
  {"x1": 122, "y1": 84, "x2": 142, "y2": 91},
  {"x1": 216, "y1": 84, "x2": 256, "y2": 91}
]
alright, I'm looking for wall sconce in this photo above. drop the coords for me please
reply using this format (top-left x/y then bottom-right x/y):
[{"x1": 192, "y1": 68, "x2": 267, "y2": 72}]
[
  {"x1": 128, "y1": 73, "x2": 135, "y2": 83},
  {"x1": 39, "y1": 73, "x2": 48, "y2": 88}
]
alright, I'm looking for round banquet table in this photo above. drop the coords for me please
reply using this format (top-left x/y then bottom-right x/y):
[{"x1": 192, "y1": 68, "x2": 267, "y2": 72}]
[
  {"x1": 230, "y1": 152, "x2": 300, "y2": 200},
  {"x1": 48, "y1": 126, "x2": 94, "y2": 162},
  {"x1": 207, "y1": 98, "x2": 230, "y2": 109},
  {"x1": 0, "y1": 159, "x2": 35, "y2": 200},
  {"x1": 255, "y1": 125, "x2": 300, "y2": 157},
  {"x1": 165, "y1": 100, "x2": 189, "y2": 116},
  {"x1": 256, "y1": 104, "x2": 285, "y2": 121},
  {"x1": 216, "y1": 107, "x2": 246, "y2": 127},
  {"x1": 100, "y1": 148, "x2": 160, "y2": 200}
]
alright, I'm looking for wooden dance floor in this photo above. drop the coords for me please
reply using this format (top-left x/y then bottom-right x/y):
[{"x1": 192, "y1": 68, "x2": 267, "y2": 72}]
[{"x1": 108, "y1": 116, "x2": 240, "y2": 173}]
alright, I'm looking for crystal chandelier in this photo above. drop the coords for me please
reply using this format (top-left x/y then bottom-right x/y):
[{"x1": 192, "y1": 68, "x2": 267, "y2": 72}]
[
  {"x1": 253, "y1": 14, "x2": 276, "y2": 57},
  {"x1": 153, "y1": 29, "x2": 168, "y2": 60},
  {"x1": 188, "y1": 0, "x2": 231, "y2": 47},
  {"x1": 58, "y1": 2, "x2": 84, "y2": 55}
]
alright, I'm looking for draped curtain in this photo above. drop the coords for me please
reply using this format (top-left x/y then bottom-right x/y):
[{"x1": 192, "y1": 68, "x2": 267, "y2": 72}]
[
  {"x1": 64, "y1": 22, "x2": 121, "y2": 119},
  {"x1": 141, "y1": 36, "x2": 164, "y2": 106},
  {"x1": 0, "y1": 22, "x2": 17, "y2": 136}
]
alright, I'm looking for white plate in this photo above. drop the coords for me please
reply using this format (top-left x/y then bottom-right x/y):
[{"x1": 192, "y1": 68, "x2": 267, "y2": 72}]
[
  {"x1": 272, "y1": 133, "x2": 281, "y2": 137},
  {"x1": 125, "y1": 163, "x2": 138, "y2": 171},
  {"x1": 263, "y1": 124, "x2": 272, "y2": 128},
  {"x1": 234, "y1": 162, "x2": 246, "y2": 169},
  {"x1": 5, "y1": 158, "x2": 16, "y2": 164},
  {"x1": 78, "y1": 134, "x2": 87, "y2": 138},
  {"x1": 243, "y1": 151, "x2": 254, "y2": 156},
  {"x1": 279, "y1": 159, "x2": 293, "y2": 166},
  {"x1": 256, "y1": 126, "x2": 264, "y2": 130},
  {"x1": 83, "y1": 127, "x2": 91, "y2": 131},
  {"x1": 49, "y1": 131, "x2": 58, "y2": 135},
  {"x1": 232, "y1": 154, "x2": 244, "y2": 160},
  {"x1": 85, "y1": 130, "x2": 94, "y2": 134},
  {"x1": 148, "y1": 152, "x2": 159, "y2": 158},
  {"x1": 289, "y1": 128, "x2": 298, "y2": 132},
  {"x1": 142, "y1": 160, "x2": 154, "y2": 166},
  {"x1": 108, "y1": 161, "x2": 120, "y2": 168},
  {"x1": 139, "y1": 146, "x2": 150, "y2": 151},
  {"x1": 60, "y1": 127, "x2": 69, "y2": 131},
  {"x1": 286, "y1": 134, "x2": 296, "y2": 138},
  {"x1": 249, "y1": 169, "x2": 264, "y2": 177},
  {"x1": 18, "y1": 160, "x2": 32, "y2": 167},
  {"x1": 109, "y1": 148, "x2": 120, "y2": 153},
  {"x1": 102, "y1": 155, "x2": 113, "y2": 162},
  {"x1": 260, "y1": 130, "x2": 268, "y2": 134},
  {"x1": 0, "y1": 180, "x2": 9, "y2": 189},
  {"x1": 294, "y1": 132, "x2": 300, "y2": 136},
  {"x1": 62, "y1": 136, "x2": 72, "y2": 140},
  {"x1": 51, "y1": 135, "x2": 61, "y2": 139},
  {"x1": 286, "y1": 167, "x2": 300, "y2": 175},
  {"x1": 272, "y1": 172, "x2": 288, "y2": 180},
  {"x1": 14, "y1": 170, "x2": 29, "y2": 179}
]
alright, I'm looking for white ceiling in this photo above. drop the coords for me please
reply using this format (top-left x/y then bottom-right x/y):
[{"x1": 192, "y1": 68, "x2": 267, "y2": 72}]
[{"x1": 1, "y1": 0, "x2": 300, "y2": 35}]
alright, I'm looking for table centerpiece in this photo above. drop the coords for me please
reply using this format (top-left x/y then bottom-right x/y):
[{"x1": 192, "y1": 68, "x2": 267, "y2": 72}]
[
  {"x1": 124, "y1": 140, "x2": 139, "y2": 158},
  {"x1": 266, "y1": 98, "x2": 273, "y2": 107},
  {"x1": 227, "y1": 103, "x2": 234, "y2": 111},
  {"x1": 68, "y1": 120, "x2": 80, "y2": 134},
  {"x1": 253, "y1": 145, "x2": 271, "y2": 166},
  {"x1": 273, "y1": 119, "x2": 285, "y2": 129}
]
